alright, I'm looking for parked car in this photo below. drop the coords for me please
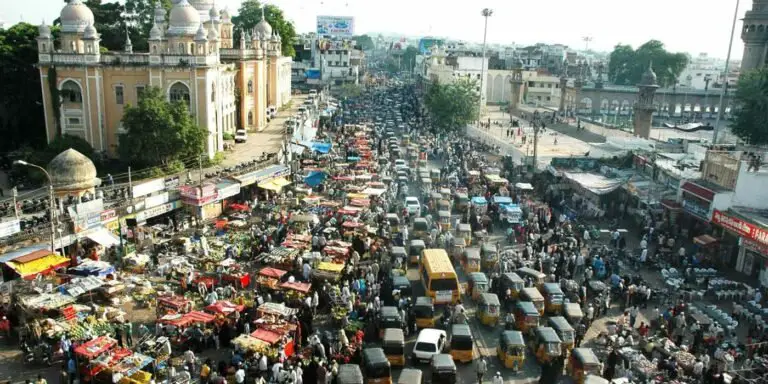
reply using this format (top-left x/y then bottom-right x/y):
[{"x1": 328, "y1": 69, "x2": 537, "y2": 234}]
[{"x1": 235, "y1": 129, "x2": 248, "y2": 143}]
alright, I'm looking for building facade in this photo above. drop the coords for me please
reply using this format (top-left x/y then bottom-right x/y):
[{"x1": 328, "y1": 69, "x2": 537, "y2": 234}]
[{"x1": 37, "y1": 0, "x2": 292, "y2": 159}]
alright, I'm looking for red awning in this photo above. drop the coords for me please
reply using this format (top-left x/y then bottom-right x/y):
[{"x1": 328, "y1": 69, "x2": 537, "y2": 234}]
[
  {"x1": 250, "y1": 329, "x2": 283, "y2": 345},
  {"x1": 661, "y1": 199, "x2": 682, "y2": 210},
  {"x1": 280, "y1": 281, "x2": 312, "y2": 293},
  {"x1": 259, "y1": 267, "x2": 287, "y2": 279},
  {"x1": 694, "y1": 235, "x2": 718, "y2": 246},
  {"x1": 205, "y1": 301, "x2": 245, "y2": 315},
  {"x1": 682, "y1": 181, "x2": 715, "y2": 201}
]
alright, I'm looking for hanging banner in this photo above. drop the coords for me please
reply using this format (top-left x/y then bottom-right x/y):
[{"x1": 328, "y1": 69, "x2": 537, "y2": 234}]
[
  {"x1": 0, "y1": 219, "x2": 21, "y2": 239},
  {"x1": 132, "y1": 178, "x2": 165, "y2": 198},
  {"x1": 713, "y1": 209, "x2": 768, "y2": 247}
]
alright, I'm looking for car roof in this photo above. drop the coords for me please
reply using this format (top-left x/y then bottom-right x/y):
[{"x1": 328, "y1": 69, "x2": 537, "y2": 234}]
[
  {"x1": 405, "y1": 196, "x2": 419, "y2": 201},
  {"x1": 416, "y1": 328, "x2": 445, "y2": 343}
]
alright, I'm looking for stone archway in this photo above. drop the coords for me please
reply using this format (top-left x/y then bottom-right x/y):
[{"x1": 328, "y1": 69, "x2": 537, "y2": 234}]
[
  {"x1": 581, "y1": 97, "x2": 592, "y2": 112},
  {"x1": 600, "y1": 99, "x2": 610, "y2": 113},
  {"x1": 59, "y1": 79, "x2": 86, "y2": 139}
]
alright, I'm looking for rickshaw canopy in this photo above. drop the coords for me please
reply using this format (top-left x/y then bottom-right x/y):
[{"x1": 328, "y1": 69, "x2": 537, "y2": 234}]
[
  {"x1": 515, "y1": 182, "x2": 534, "y2": 191},
  {"x1": 516, "y1": 301, "x2": 538, "y2": 316},
  {"x1": 501, "y1": 330, "x2": 525, "y2": 347},
  {"x1": 338, "y1": 365, "x2": 364, "y2": 384},
  {"x1": 390, "y1": 247, "x2": 407, "y2": 258},
  {"x1": 456, "y1": 192, "x2": 468, "y2": 200},
  {"x1": 564, "y1": 303, "x2": 584, "y2": 320},
  {"x1": 481, "y1": 243, "x2": 497, "y2": 255},
  {"x1": 522, "y1": 287, "x2": 545, "y2": 301},
  {"x1": 535, "y1": 327, "x2": 561, "y2": 343},
  {"x1": 479, "y1": 292, "x2": 501, "y2": 306},
  {"x1": 363, "y1": 347, "x2": 391, "y2": 369},
  {"x1": 548, "y1": 316, "x2": 574, "y2": 333},
  {"x1": 383, "y1": 328, "x2": 405, "y2": 345},
  {"x1": 467, "y1": 271, "x2": 487, "y2": 284},
  {"x1": 438, "y1": 210, "x2": 451, "y2": 219},
  {"x1": 380, "y1": 306, "x2": 401, "y2": 320},
  {"x1": 385, "y1": 213, "x2": 400, "y2": 225},
  {"x1": 543, "y1": 282, "x2": 564, "y2": 295},
  {"x1": 392, "y1": 275, "x2": 411, "y2": 292},
  {"x1": 414, "y1": 296, "x2": 434, "y2": 309},
  {"x1": 457, "y1": 223, "x2": 472, "y2": 232},
  {"x1": 471, "y1": 196, "x2": 487, "y2": 205},
  {"x1": 431, "y1": 354, "x2": 457, "y2": 372},
  {"x1": 413, "y1": 218, "x2": 429, "y2": 231},
  {"x1": 517, "y1": 267, "x2": 546, "y2": 281},
  {"x1": 397, "y1": 369, "x2": 422, "y2": 384},
  {"x1": 503, "y1": 272, "x2": 525, "y2": 286},
  {"x1": 572, "y1": 348, "x2": 601, "y2": 366},
  {"x1": 492, "y1": 196, "x2": 513, "y2": 205}
]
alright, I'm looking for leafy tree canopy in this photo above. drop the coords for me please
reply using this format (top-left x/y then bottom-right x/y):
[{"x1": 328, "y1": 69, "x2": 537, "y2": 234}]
[
  {"x1": 232, "y1": 0, "x2": 297, "y2": 57},
  {"x1": 424, "y1": 78, "x2": 480, "y2": 131},
  {"x1": 0, "y1": 22, "x2": 52, "y2": 152},
  {"x1": 119, "y1": 86, "x2": 207, "y2": 168},
  {"x1": 731, "y1": 68, "x2": 768, "y2": 145},
  {"x1": 352, "y1": 34, "x2": 374, "y2": 51},
  {"x1": 607, "y1": 40, "x2": 688, "y2": 88}
]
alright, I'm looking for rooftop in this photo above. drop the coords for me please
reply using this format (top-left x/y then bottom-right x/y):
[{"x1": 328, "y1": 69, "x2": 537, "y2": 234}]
[{"x1": 730, "y1": 206, "x2": 768, "y2": 228}]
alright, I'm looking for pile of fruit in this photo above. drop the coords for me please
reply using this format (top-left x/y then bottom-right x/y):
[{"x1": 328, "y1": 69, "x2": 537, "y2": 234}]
[
  {"x1": 331, "y1": 306, "x2": 349, "y2": 321},
  {"x1": 68, "y1": 317, "x2": 115, "y2": 340}
]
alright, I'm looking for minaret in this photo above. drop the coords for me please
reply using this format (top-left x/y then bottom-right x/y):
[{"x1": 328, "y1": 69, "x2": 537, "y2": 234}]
[
  {"x1": 633, "y1": 62, "x2": 658, "y2": 139},
  {"x1": 558, "y1": 60, "x2": 568, "y2": 113},
  {"x1": 124, "y1": 29, "x2": 133, "y2": 53},
  {"x1": 740, "y1": 0, "x2": 768, "y2": 72},
  {"x1": 509, "y1": 58, "x2": 524, "y2": 113}
]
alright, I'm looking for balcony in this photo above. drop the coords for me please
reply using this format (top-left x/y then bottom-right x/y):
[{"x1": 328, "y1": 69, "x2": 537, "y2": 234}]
[{"x1": 100, "y1": 53, "x2": 150, "y2": 66}]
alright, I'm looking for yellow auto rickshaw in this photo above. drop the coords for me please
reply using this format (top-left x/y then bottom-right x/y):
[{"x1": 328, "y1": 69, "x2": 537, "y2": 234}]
[
  {"x1": 418, "y1": 159, "x2": 427, "y2": 169},
  {"x1": 378, "y1": 307, "x2": 403, "y2": 338},
  {"x1": 429, "y1": 192, "x2": 442, "y2": 208},
  {"x1": 338, "y1": 364, "x2": 364, "y2": 384},
  {"x1": 531, "y1": 326, "x2": 562, "y2": 364},
  {"x1": 430, "y1": 169, "x2": 441, "y2": 184},
  {"x1": 567, "y1": 348, "x2": 603, "y2": 384},
  {"x1": 548, "y1": 316, "x2": 575, "y2": 355},
  {"x1": 430, "y1": 354, "x2": 456, "y2": 384},
  {"x1": 421, "y1": 178, "x2": 432, "y2": 192},
  {"x1": 397, "y1": 369, "x2": 422, "y2": 384},
  {"x1": 463, "y1": 248, "x2": 481, "y2": 274},
  {"x1": 542, "y1": 283, "x2": 565, "y2": 314},
  {"x1": 412, "y1": 218, "x2": 429, "y2": 240},
  {"x1": 521, "y1": 287, "x2": 545, "y2": 315},
  {"x1": 413, "y1": 296, "x2": 435, "y2": 328},
  {"x1": 476, "y1": 293, "x2": 501, "y2": 326},
  {"x1": 466, "y1": 271, "x2": 488, "y2": 300},
  {"x1": 408, "y1": 239, "x2": 425, "y2": 265},
  {"x1": 480, "y1": 243, "x2": 498, "y2": 272},
  {"x1": 497, "y1": 330, "x2": 526, "y2": 371},
  {"x1": 450, "y1": 237, "x2": 465, "y2": 262},
  {"x1": 516, "y1": 267, "x2": 547, "y2": 289},
  {"x1": 449, "y1": 323, "x2": 474, "y2": 363},
  {"x1": 455, "y1": 193, "x2": 469, "y2": 213},
  {"x1": 500, "y1": 272, "x2": 525, "y2": 301},
  {"x1": 390, "y1": 247, "x2": 406, "y2": 268},
  {"x1": 438, "y1": 210, "x2": 451, "y2": 231},
  {"x1": 564, "y1": 303, "x2": 584, "y2": 326},
  {"x1": 456, "y1": 223, "x2": 472, "y2": 246},
  {"x1": 438, "y1": 198, "x2": 452, "y2": 212},
  {"x1": 439, "y1": 188, "x2": 451, "y2": 200},
  {"x1": 382, "y1": 328, "x2": 405, "y2": 367},
  {"x1": 362, "y1": 348, "x2": 392, "y2": 384},
  {"x1": 386, "y1": 213, "x2": 400, "y2": 234},
  {"x1": 513, "y1": 301, "x2": 540, "y2": 334}
]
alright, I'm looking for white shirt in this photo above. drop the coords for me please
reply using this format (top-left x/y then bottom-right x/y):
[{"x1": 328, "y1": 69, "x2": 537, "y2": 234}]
[
  {"x1": 492, "y1": 375, "x2": 503, "y2": 384},
  {"x1": 183, "y1": 350, "x2": 195, "y2": 363},
  {"x1": 259, "y1": 355, "x2": 268, "y2": 371},
  {"x1": 640, "y1": 249, "x2": 648, "y2": 262},
  {"x1": 693, "y1": 361, "x2": 704, "y2": 375},
  {"x1": 235, "y1": 369, "x2": 245, "y2": 384},
  {"x1": 640, "y1": 239, "x2": 647, "y2": 249},
  {"x1": 272, "y1": 362, "x2": 283, "y2": 379}
]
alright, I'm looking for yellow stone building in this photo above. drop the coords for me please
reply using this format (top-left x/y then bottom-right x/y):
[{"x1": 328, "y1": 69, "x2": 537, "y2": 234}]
[{"x1": 37, "y1": 0, "x2": 293, "y2": 158}]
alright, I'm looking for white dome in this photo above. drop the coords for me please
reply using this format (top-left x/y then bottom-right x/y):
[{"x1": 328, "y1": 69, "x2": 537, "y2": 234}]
[
  {"x1": 208, "y1": 24, "x2": 219, "y2": 40},
  {"x1": 149, "y1": 23, "x2": 163, "y2": 40},
  {"x1": 208, "y1": 5, "x2": 220, "y2": 21},
  {"x1": 194, "y1": 23, "x2": 208, "y2": 41},
  {"x1": 38, "y1": 21, "x2": 52, "y2": 38},
  {"x1": 83, "y1": 23, "x2": 98, "y2": 39},
  {"x1": 60, "y1": 0, "x2": 95, "y2": 33},
  {"x1": 167, "y1": 0, "x2": 201, "y2": 36},
  {"x1": 254, "y1": 7, "x2": 272, "y2": 36}
]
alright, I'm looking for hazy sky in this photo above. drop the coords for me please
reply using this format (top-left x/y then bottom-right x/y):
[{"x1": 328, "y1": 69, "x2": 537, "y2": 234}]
[{"x1": 3, "y1": 0, "x2": 749, "y2": 59}]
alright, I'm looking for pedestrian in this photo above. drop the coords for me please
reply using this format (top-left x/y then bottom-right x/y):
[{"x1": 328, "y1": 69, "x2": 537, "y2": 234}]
[{"x1": 476, "y1": 357, "x2": 487, "y2": 384}]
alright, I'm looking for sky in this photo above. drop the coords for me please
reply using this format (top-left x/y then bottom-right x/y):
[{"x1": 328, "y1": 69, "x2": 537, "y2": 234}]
[{"x1": 2, "y1": 0, "x2": 749, "y2": 59}]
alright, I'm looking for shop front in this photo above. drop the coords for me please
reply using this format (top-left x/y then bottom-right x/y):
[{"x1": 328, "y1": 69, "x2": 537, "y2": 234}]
[
  {"x1": 233, "y1": 164, "x2": 291, "y2": 201},
  {"x1": 181, "y1": 184, "x2": 219, "y2": 221},
  {"x1": 679, "y1": 180, "x2": 722, "y2": 237},
  {"x1": 712, "y1": 209, "x2": 768, "y2": 286}
]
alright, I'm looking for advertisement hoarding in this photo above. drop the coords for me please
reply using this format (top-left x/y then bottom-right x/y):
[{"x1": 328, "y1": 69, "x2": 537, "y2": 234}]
[
  {"x1": 132, "y1": 178, "x2": 165, "y2": 198},
  {"x1": 316, "y1": 16, "x2": 354, "y2": 36},
  {"x1": 0, "y1": 219, "x2": 21, "y2": 239}
]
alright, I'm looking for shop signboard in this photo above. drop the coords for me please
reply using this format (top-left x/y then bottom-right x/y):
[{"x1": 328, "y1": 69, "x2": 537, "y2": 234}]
[
  {"x1": 0, "y1": 219, "x2": 21, "y2": 239},
  {"x1": 316, "y1": 16, "x2": 354, "y2": 36},
  {"x1": 137, "y1": 201, "x2": 180, "y2": 222},
  {"x1": 74, "y1": 209, "x2": 118, "y2": 233},
  {"x1": 132, "y1": 178, "x2": 165, "y2": 198},
  {"x1": 713, "y1": 209, "x2": 768, "y2": 247},
  {"x1": 180, "y1": 184, "x2": 218, "y2": 206},
  {"x1": 234, "y1": 165, "x2": 290, "y2": 187},
  {"x1": 682, "y1": 199, "x2": 710, "y2": 220},
  {"x1": 145, "y1": 192, "x2": 170, "y2": 209},
  {"x1": 216, "y1": 182, "x2": 241, "y2": 200},
  {"x1": 164, "y1": 176, "x2": 180, "y2": 189}
]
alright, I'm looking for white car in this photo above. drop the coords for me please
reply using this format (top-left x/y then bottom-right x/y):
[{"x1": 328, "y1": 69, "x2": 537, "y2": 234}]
[
  {"x1": 412, "y1": 328, "x2": 446, "y2": 363},
  {"x1": 405, "y1": 196, "x2": 421, "y2": 216},
  {"x1": 394, "y1": 159, "x2": 407, "y2": 169},
  {"x1": 234, "y1": 129, "x2": 247, "y2": 143}
]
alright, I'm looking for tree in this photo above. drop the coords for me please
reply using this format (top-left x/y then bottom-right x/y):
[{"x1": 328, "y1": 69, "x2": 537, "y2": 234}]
[
  {"x1": 0, "y1": 23, "x2": 50, "y2": 152},
  {"x1": 124, "y1": 0, "x2": 172, "y2": 52},
  {"x1": 424, "y1": 78, "x2": 480, "y2": 131},
  {"x1": 353, "y1": 34, "x2": 374, "y2": 51},
  {"x1": 731, "y1": 67, "x2": 768, "y2": 145},
  {"x1": 232, "y1": 0, "x2": 296, "y2": 57},
  {"x1": 607, "y1": 40, "x2": 688, "y2": 87},
  {"x1": 118, "y1": 86, "x2": 207, "y2": 168}
]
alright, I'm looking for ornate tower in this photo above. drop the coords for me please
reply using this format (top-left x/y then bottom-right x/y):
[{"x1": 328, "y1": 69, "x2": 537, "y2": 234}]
[
  {"x1": 558, "y1": 61, "x2": 568, "y2": 113},
  {"x1": 633, "y1": 63, "x2": 658, "y2": 139},
  {"x1": 740, "y1": 0, "x2": 768, "y2": 72},
  {"x1": 509, "y1": 59, "x2": 524, "y2": 112},
  {"x1": 573, "y1": 61, "x2": 585, "y2": 113}
]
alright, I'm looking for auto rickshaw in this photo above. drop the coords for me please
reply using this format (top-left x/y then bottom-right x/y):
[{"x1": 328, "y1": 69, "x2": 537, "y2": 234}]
[
  {"x1": 378, "y1": 306, "x2": 403, "y2": 338},
  {"x1": 448, "y1": 323, "x2": 474, "y2": 363},
  {"x1": 382, "y1": 329, "x2": 405, "y2": 367},
  {"x1": 564, "y1": 303, "x2": 584, "y2": 326},
  {"x1": 430, "y1": 169, "x2": 441, "y2": 184},
  {"x1": 463, "y1": 248, "x2": 481, "y2": 274},
  {"x1": 363, "y1": 348, "x2": 392, "y2": 384},
  {"x1": 418, "y1": 159, "x2": 427, "y2": 169},
  {"x1": 456, "y1": 223, "x2": 472, "y2": 246},
  {"x1": 413, "y1": 296, "x2": 435, "y2": 328},
  {"x1": 500, "y1": 272, "x2": 525, "y2": 301},
  {"x1": 516, "y1": 267, "x2": 547, "y2": 289},
  {"x1": 548, "y1": 316, "x2": 575, "y2": 355},
  {"x1": 467, "y1": 272, "x2": 488, "y2": 301},
  {"x1": 430, "y1": 354, "x2": 457, "y2": 384},
  {"x1": 409, "y1": 239, "x2": 426, "y2": 264},
  {"x1": 521, "y1": 287, "x2": 545, "y2": 315},
  {"x1": 338, "y1": 364, "x2": 364, "y2": 384},
  {"x1": 531, "y1": 326, "x2": 562, "y2": 364},
  {"x1": 396, "y1": 169, "x2": 408, "y2": 180},
  {"x1": 567, "y1": 348, "x2": 602, "y2": 384},
  {"x1": 450, "y1": 237, "x2": 465, "y2": 262},
  {"x1": 438, "y1": 210, "x2": 451, "y2": 231},
  {"x1": 497, "y1": 330, "x2": 526, "y2": 371},
  {"x1": 480, "y1": 243, "x2": 498, "y2": 272},
  {"x1": 412, "y1": 219, "x2": 429, "y2": 240},
  {"x1": 421, "y1": 178, "x2": 432, "y2": 192},
  {"x1": 386, "y1": 213, "x2": 400, "y2": 234},
  {"x1": 455, "y1": 193, "x2": 469, "y2": 213},
  {"x1": 390, "y1": 247, "x2": 406, "y2": 265},
  {"x1": 513, "y1": 301, "x2": 540, "y2": 334},
  {"x1": 392, "y1": 275, "x2": 412, "y2": 299},
  {"x1": 438, "y1": 188, "x2": 450, "y2": 200},
  {"x1": 476, "y1": 293, "x2": 501, "y2": 326},
  {"x1": 542, "y1": 283, "x2": 565, "y2": 314},
  {"x1": 429, "y1": 192, "x2": 442, "y2": 210},
  {"x1": 397, "y1": 369, "x2": 422, "y2": 384}
]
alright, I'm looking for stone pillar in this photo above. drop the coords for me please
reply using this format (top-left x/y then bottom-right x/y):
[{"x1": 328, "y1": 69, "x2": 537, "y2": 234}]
[
  {"x1": 634, "y1": 63, "x2": 659, "y2": 139},
  {"x1": 509, "y1": 68, "x2": 524, "y2": 112},
  {"x1": 558, "y1": 76, "x2": 567, "y2": 113}
]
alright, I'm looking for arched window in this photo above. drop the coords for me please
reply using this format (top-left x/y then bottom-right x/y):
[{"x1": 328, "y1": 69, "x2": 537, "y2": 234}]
[
  {"x1": 86, "y1": 44, "x2": 92, "y2": 53},
  {"x1": 247, "y1": 111, "x2": 253, "y2": 125},
  {"x1": 178, "y1": 43, "x2": 184, "y2": 53},
  {"x1": 61, "y1": 80, "x2": 83, "y2": 103},
  {"x1": 42, "y1": 43, "x2": 47, "y2": 52},
  {"x1": 152, "y1": 45, "x2": 157, "y2": 53},
  {"x1": 169, "y1": 82, "x2": 191, "y2": 107},
  {"x1": 247, "y1": 79, "x2": 253, "y2": 94}
]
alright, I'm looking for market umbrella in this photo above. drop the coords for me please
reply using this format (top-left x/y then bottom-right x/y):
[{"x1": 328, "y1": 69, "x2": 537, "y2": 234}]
[{"x1": 304, "y1": 171, "x2": 327, "y2": 187}]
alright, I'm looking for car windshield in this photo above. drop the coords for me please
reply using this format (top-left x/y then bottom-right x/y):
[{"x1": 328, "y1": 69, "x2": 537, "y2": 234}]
[{"x1": 414, "y1": 342, "x2": 437, "y2": 353}]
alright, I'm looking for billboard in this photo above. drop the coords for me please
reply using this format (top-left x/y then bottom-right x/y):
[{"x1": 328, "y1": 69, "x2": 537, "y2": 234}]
[
  {"x1": 418, "y1": 37, "x2": 444, "y2": 55},
  {"x1": 317, "y1": 16, "x2": 354, "y2": 36}
]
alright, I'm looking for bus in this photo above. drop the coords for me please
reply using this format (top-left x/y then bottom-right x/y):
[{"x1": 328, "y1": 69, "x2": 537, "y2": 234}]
[{"x1": 420, "y1": 249, "x2": 460, "y2": 305}]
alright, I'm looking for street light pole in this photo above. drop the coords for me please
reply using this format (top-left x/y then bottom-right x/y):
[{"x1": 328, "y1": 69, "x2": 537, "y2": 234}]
[
  {"x1": 15, "y1": 160, "x2": 57, "y2": 254},
  {"x1": 713, "y1": 0, "x2": 740, "y2": 144},
  {"x1": 478, "y1": 8, "x2": 493, "y2": 122}
]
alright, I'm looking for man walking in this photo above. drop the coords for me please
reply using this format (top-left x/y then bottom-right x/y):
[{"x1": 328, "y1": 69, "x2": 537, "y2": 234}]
[{"x1": 476, "y1": 357, "x2": 487, "y2": 384}]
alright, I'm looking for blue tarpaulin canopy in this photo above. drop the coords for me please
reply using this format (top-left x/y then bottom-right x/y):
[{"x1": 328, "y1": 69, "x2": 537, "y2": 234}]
[
  {"x1": 492, "y1": 196, "x2": 513, "y2": 205},
  {"x1": 504, "y1": 204, "x2": 523, "y2": 214},
  {"x1": 347, "y1": 156, "x2": 360, "y2": 162},
  {"x1": 304, "y1": 171, "x2": 327, "y2": 187},
  {"x1": 471, "y1": 196, "x2": 487, "y2": 205},
  {"x1": 310, "y1": 142, "x2": 332, "y2": 154}
]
